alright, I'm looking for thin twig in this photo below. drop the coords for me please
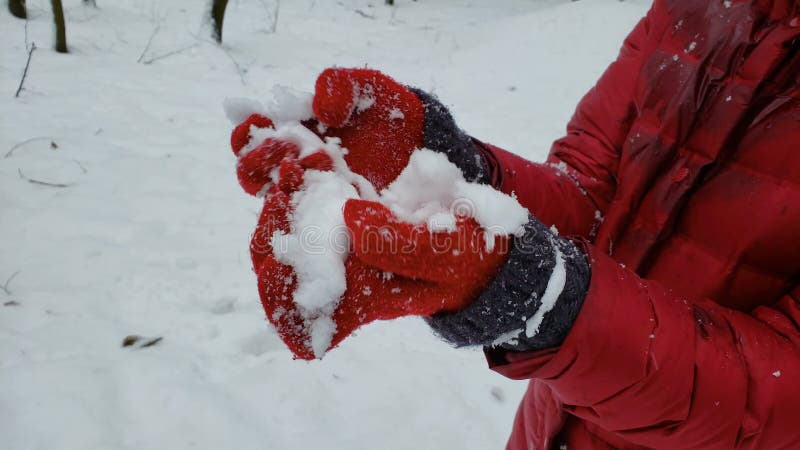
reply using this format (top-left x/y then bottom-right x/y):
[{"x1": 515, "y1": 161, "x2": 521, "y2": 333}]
[
  {"x1": 73, "y1": 159, "x2": 88, "y2": 174},
  {"x1": 271, "y1": 0, "x2": 281, "y2": 33},
  {"x1": 5, "y1": 136, "x2": 53, "y2": 159},
  {"x1": 190, "y1": 32, "x2": 247, "y2": 85},
  {"x1": 15, "y1": 43, "x2": 37, "y2": 98},
  {"x1": 1, "y1": 271, "x2": 20, "y2": 295},
  {"x1": 142, "y1": 43, "x2": 199, "y2": 65},
  {"x1": 354, "y1": 9, "x2": 376, "y2": 19},
  {"x1": 137, "y1": 24, "x2": 161, "y2": 63},
  {"x1": 220, "y1": 45, "x2": 247, "y2": 85},
  {"x1": 18, "y1": 169, "x2": 74, "y2": 188},
  {"x1": 122, "y1": 335, "x2": 163, "y2": 349}
]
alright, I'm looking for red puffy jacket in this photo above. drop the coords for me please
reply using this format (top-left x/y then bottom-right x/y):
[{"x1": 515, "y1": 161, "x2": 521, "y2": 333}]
[{"x1": 483, "y1": 0, "x2": 800, "y2": 448}]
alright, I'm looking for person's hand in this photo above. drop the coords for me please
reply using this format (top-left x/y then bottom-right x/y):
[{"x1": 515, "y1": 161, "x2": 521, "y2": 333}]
[
  {"x1": 346, "y1": 199, "x2": 592, "y2": 353},
  {"x1": 226, "y1": 68, "x2": 551, "y2": 360},
  {"x1": 256, "y1": 199, "x2": 510, "y2": 360},
  {"x1": 230, "y1": 68, "x2": 491, "y2": 193}
]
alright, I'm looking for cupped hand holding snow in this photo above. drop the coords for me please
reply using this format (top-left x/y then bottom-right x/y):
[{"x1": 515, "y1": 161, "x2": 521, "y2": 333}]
[{"x1": 225, "y1": 88, "x2": 529, "y2": 359}]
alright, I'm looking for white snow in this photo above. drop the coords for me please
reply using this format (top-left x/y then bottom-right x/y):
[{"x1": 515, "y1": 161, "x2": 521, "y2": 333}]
[
  {"x1": 0, "y1": 0, "x2": 647, "y2": 449},
  {"x1": 489, "y1": 235, "x2": 569, "y2": 347},
  {"x1": 271, "y1": 170, "x2": 359, "y2": 355},
  {"x1": 525, "y1": 238, "x2": 567, "y2": 338},
  {"x1": 223, "y1": 97, "x2": 267, "y2": 124},
  {"x1": 222, "y1": 86, "x2": 315, "y2": 127},
  {"x1": 380, "y1": 149, "x2": 528, "y2": 241}
]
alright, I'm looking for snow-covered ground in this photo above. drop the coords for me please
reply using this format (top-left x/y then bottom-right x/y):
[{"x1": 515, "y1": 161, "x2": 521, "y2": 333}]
[{"x1": 0, "y1": 1, "x2": 648, "y2": 449}]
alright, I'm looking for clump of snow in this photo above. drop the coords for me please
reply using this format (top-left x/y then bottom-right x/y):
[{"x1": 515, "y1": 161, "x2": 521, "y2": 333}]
[
  {"x1": 272, "y1": 171, "x2": 358, "y2": 312},
  {"x1": 354, "y1": 82, "x2": 377, "y2": 113},
  {"x1": 264, "y1": 86, "x2": 314, "y2": 124},
  {"x1": 223, "y1": 97, "x2": 267, "y2": 124},
  {"x1": 380, "y1": 150, "x2": 528, "y2": 247},
  {"x1": 224, "y1": 86, "x2": 313, "y2": 127}
]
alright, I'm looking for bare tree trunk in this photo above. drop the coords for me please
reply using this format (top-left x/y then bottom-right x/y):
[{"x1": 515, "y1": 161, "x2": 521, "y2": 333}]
[
  {"x1": 52, "y1": 0, "x2": 68, "y2": 53},
  {"x1": 8, "y1": 0, "x2": 27, "y2": 19},
  {"x1": 211, "y1": 0, "x2": 229, "y2": 43}
]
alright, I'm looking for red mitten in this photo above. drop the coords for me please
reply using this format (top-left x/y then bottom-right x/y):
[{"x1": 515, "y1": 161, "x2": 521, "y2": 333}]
[
  {"x1": 343, "y1": 199, "x2": 510, "y2": 302},
  {"x1": 255, "y1": 200, "x2": 510, "y2": 360},
  {"x1": 230, "y1": 69, "x2": 425, "y2": 194},
  {"x1": 312, "y1": 68, "x2": 426, "y2": 190}
]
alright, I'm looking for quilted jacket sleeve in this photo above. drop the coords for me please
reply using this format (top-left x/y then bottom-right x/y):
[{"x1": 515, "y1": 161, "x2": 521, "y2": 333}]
[
  {"x1": 480, "y1": 4, "x2": 656, "y2": 238},
  {"x1": 487, "y1": 246, "x2": 800, "y2": 449}
]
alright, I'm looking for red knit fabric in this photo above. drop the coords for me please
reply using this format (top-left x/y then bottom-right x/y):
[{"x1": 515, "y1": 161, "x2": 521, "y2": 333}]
[
  {"x1": 344, "y1": 199, "x2": 508, "y2": 288},
  {"x1": 230, "y1": 114, "x2": 274, "y2": 156},
  {"x1": 236, "y1": 139, "x2": 300, "y2": 196},
  {"x1": 254, "y1": 199, "x2": 508, "y2": 361},
  {"x1": 313, "y1": 68, "x2": 426, "y2": 191}
]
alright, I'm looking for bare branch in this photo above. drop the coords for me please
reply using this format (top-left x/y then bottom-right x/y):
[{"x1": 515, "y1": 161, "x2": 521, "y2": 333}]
[
  {"x1": 5, "y1": 136, "x2": 53, "y2": 159},
  {"x1": 191, "y1": 32, "x2": 247, "y2": 85},
  {"x1": 122, "y1": 335, "x2": 164, "y2": 349},
  {"x1": 73, "y1": 159, "x2": 88, "y2": 174},
  {"x1": 141, "y1": 43, "x2": 199, "y2": 65},
  {"x1": 354, "y1": 9, "x2": 375, "y2": 19},
  {"x1": 18, "y1": 169, "x2": 75, "y2": 188},
  {"x1": 220, "y1": 45, "x2": 247, "y2": 85},
  {"x1": 271, "y1": 0, "x2": 281, "y2": 33},
  {"x1": 1, "y1": 271, "x2": 21, "y2": 296},
  {"x1": 15, "y1": 42, "x2": 37, "y2": 98},
  {"x1": 137, "y1": 24, "x2": 161, "y2": 63}
]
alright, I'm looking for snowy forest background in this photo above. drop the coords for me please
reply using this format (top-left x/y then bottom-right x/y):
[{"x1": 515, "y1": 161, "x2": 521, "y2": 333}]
[{"x1": 1, "y1": 0, "x2": 648, "y2": 448}]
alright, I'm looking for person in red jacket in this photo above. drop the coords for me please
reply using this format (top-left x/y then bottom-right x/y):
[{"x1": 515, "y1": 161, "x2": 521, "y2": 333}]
[{"x1": 228, "y1": 0, "x2": 800, "y2": 448}]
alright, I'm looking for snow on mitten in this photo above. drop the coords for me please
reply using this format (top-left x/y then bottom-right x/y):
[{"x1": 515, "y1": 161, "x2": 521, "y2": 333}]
[
  {"x1": 311, "y1": 68, "x2": 495, "y2": 188},
  {"x1": 345, "y1": 199, "x2": 593, "y2": 352},
  {"x1": 258, "y1": 253, "x2": 471, "y2": 361},
  {"x1": 243, "y1": 142, "x2": 334, "y2": 270},
  {"x1": 231, "y1": 68, "x2": 493, "y2": 193}
]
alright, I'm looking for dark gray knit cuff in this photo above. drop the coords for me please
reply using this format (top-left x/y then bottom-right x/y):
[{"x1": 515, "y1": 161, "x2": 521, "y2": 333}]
[
  {"x1": 409, "y1": 87, "x2": 491, "y2": 184},
  {"x1": 426, "y1": 217, "x2": 590, "y2": 352}
]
